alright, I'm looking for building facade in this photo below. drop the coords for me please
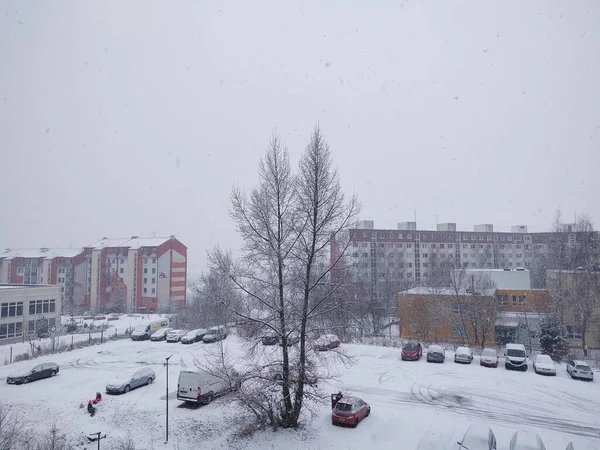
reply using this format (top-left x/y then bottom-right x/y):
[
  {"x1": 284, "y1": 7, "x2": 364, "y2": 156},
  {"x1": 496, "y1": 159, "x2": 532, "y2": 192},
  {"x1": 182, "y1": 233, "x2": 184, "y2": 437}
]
[
  {"x1": 338, "y1": 220, "x2": 593, "y2": 286},
  {"x1": 1, "y1": 235, "x2": 187, "y2": 314},
  {"x1": 73, "y1": 236, "x2": 187, "y2": 313},
  {"x1": 0, "y1": 248, "x2": 81, "y2": 308},
  {"x1": 0, "y1": 284, "x2": 62, "y2": 343}
]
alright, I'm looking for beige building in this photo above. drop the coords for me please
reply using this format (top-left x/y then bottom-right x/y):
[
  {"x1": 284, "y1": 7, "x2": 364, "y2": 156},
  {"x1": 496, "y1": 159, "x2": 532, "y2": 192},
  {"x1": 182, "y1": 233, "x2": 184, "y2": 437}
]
[{"x1": 0, "y1": 284, "x2": 62, "y2": 343}]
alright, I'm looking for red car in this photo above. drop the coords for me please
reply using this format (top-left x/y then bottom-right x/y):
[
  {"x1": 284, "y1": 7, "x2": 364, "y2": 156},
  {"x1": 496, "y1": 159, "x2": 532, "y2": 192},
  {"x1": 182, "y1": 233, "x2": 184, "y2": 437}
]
[
  {"x1": 331, "y1": 397, "x2": 370, "y2": 427},
  {"x1": 401, "y1": 341, "x2": 422, "y2": 361},
  {"x1": 479, "y1": 348, "x2": 499, "y2": 368},
  {"x1": 314, "y1": 334, "x2": 341, "y2": 351}
]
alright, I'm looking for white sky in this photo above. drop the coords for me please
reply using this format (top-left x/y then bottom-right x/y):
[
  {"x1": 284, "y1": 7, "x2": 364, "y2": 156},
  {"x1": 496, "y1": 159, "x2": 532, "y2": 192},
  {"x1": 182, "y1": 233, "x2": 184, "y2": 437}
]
[{"x1": 1, "y1": 0, "x2": 599, "y2": 277}]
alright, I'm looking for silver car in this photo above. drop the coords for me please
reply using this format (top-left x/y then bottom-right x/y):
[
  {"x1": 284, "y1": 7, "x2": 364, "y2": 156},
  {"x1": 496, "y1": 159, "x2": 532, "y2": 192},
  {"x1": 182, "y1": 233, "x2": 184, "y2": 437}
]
[
  {"x1": 567, "y1": 359, "x2": 594, "y2": 381},
  {"x1": 106, "y1": 368, "x2": 156, "y2": 394},
  {"x1": 454, "y1": 346, "x2": 473, "y2": 364}
]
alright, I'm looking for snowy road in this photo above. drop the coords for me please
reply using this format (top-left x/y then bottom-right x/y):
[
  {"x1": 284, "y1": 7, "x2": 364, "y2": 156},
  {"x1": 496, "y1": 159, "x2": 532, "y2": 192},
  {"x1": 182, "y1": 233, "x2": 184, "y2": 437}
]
[{"x1": 1, "y1": 337, "x2": 598, "y2": 449}]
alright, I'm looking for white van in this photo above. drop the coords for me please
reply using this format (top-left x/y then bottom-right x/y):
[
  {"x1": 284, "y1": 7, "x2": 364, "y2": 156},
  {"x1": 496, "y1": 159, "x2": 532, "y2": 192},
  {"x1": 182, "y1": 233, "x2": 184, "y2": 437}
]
[
  {"x1": 177, "y1": 369, "x2": 240, "y2": 404},
  {"x1": 505, "y1": 343, "x2": 528, "y2": 371},
  {"x1": 131, "y1": 318, "x2": 170, "y2": 341}
]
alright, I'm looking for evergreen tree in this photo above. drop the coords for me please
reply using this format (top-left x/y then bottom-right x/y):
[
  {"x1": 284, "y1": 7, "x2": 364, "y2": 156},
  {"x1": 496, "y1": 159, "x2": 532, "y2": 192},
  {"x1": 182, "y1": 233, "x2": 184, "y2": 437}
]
[
  {"x1": 539, "y1": 314, "x2": 568, "y2": 361},
  {"x1": 36, "y1": 317, "x2": 49, "y2": 339}
]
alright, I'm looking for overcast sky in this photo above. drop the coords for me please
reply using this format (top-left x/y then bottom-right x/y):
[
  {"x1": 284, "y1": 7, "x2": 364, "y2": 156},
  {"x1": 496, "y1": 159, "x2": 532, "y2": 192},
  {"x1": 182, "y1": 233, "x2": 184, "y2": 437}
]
[{"x1": 1, "y1": 1, "x2": 599, "y2": 277}]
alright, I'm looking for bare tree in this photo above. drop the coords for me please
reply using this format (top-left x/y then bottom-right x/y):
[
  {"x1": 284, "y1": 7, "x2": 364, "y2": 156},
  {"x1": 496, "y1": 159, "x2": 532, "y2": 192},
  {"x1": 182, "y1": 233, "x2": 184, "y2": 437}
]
[
  {"x1": 0, "y1": 404, "x2": 24, "y2": 450},
  {"x1": 211, "y1": 127, "x2": 359, "y2": 429}
]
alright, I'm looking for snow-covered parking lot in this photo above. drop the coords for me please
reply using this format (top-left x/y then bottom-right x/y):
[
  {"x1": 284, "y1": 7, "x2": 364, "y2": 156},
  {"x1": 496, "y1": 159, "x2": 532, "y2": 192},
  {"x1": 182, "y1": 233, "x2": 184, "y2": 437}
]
[{"x1": 1, "y1": 335, "x2": 599, "y2": 450}]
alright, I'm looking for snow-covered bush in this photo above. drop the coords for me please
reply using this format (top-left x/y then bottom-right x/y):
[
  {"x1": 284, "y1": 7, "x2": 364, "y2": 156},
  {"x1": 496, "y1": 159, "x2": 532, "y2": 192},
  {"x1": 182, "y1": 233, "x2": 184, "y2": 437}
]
[{"x1": 539, "y1": 314, "x2": 568, "y2": 362}]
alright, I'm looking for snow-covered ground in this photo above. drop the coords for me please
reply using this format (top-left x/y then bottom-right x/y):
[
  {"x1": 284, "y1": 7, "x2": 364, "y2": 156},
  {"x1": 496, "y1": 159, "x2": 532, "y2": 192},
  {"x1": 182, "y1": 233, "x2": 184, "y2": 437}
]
[{"x1": 1, "y1": 332, "x2": 599, "y2": 450}]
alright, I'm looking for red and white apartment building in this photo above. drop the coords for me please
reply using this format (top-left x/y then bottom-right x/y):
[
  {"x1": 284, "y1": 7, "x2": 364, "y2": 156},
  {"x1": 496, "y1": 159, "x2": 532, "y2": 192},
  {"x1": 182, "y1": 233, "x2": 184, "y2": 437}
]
[{"x1": 0, "y1": 236, "x2": 187, "y2": 313}]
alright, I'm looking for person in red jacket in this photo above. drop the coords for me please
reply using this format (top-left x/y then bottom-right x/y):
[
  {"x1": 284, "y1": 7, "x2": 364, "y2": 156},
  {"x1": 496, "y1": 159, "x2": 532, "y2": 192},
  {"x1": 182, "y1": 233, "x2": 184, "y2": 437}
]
[{"x1": 93, "y1": 392, "x2": 102, "y2": 404}]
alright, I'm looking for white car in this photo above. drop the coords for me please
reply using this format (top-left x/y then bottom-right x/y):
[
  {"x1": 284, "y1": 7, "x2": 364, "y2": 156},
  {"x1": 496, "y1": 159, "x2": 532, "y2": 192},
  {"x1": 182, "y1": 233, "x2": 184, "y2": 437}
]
[
  {"x1": 166, "y1": 329, "x2": 187, "y2": 342},
  {"x1": 150, "y1": 327, "x2": 172, "y2": 341},
  {"x1": 457, "y1": 424, "x2": 497, "y2": 449},
  {"x1": 510, "y1": 431, "x2": 546, "y2": 450},
  {"x1": 533, "y1": 354, "x2": 556, "y2": 376},
  {"x1": 566, "y1": 359, "x2": 594, "y2": 381},
  {"x1": 454, "y1": 346, "x2": 473, "y2": 364}
]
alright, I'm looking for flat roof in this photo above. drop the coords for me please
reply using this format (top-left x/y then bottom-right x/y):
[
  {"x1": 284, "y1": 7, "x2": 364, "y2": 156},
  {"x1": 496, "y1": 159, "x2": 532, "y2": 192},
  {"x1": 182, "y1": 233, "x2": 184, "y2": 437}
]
[
  {"x1": 0, "y1": 248, "x2": 82, "y2": 260},
  {"x1": 0, "y1": 284, "x2": 58, "y2": 290}
]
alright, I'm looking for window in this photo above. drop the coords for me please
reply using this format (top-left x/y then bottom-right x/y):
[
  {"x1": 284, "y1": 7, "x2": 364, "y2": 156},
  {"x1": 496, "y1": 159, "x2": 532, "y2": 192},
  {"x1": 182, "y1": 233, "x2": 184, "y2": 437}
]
[
  {"x1": 463, "y1": 253, "x2": 468, "y2": 258},
  {"x1": 452, "y1": 323, "x2": 466, "y2": 337},
  {"x1": 422, "y1": 244, "x2": 428, "y2": 248},
  {"x1": 143, "y1": 288, "x2": 147, "y2": 294},
  {"x1": 152, "y1": 278, "x2": 156, "y2": 284},
  {"x1": 406, "y1": 243, "x2": 412, "y2": 248},
  {"x1": 496, "y1": 295, "x2": 508, "y2": 306},
  {"x1": 144, "y1": 268, "x2": 148, "y2": 274},
  {"x1": 462, "y1": 244, "x2": 468, "y2": 249},
  {"x1": 452, "y1": 303, "x2": 467, "y2": 315},
  {"x1": 512, "y1": 295, "x2": 517, "y2": 306},
  {"x1": 518, "y1": 295, "x2": 526, "y2": 306},
  {"x1": 120, "y1": 268, "x2": 124, "y2": 274},
  {"x1": 471, "y1": 244, "x2": 476, "y2": 249},
  {"x1": 407, "y1": 234, "x2": 412, "y2": 239},
  {"x1": 151, "y1": 288, "x2": 155, "y2": 294},
  {"x1": 500, "y1": 236, "x2": 505, "y2": 241},
  {"x1": 29, "y1": 302, "x2": 35, "y2": 315},
  {"x1": 448, "y1": 244, "x2": 453, "y2": 248},
  {"x1": 516, "y1": 245, "x2": 522, "y2": 249},
  {"x1": 479, "y1": 245, "x2": 484, "y2": 249},
  {"x1": 422, "y1": 253, "x2": 428, "y2": 258},
  {"x1": 439, "y1": 244, "x2": 445, "y2": 249},
  {"x1": 471, "y1": 235, "x2": 476, "y2": 241},
  {"x1": 1, "y1": 302, "x2": 23, "y2": 318},
  {"x1": 479, "y1": 235, "x2": 484, "y2": 241},
  {"x1": 408, "y1": 263, "x2": 413, "y2": 268},
  {"x1": 362, "y1": 242, "x2": 368, "y2": 247},
  {"x1": 508, "y1": 236, "x2": 513, "y2": 241},
  {"x1": 0, "y1": 322, "x2": 22, "y2": 340},
  {"x1": 17, "y1": 267, "x2": 23, "y2": 274},
  {"x1": 352, "y1": 242, "x2": 358, "y2": 247},
  {"x1": 516, "y1": 253, "x2": 522, "y2": 258},
  {"x1": 566, "y1": 326, "x2": 582, "y2": 339},
  {"x1": 144, "y1": 258, "x2": 148, "y2": 264},
  {"x1": 28, "y1": 320, "x2": 35, "y2": 334},
  {"x1": 398, "y1": 234, "x2": 403, "y2": 239},
  {"x1": 144, "y1": 277, "x2": 148, "y2": 284},
  {"x1": 152, "y1": 268, "x2": 156, "y2": 274},
  {"x1": 487, "y1": 235, "x2": 492, "y2": 241},
  {"x1": 362, "y1": 252, "x2": 368, "y2": 257}
]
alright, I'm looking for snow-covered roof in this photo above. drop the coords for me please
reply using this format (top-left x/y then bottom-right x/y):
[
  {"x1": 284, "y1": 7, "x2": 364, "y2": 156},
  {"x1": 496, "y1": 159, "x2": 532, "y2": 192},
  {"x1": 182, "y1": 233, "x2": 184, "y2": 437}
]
[
  {"x1": 0, "y1": 248, "x2": 82, "y2": 260},
  {"x1": 400, "y1": 286, "x2": 495, "y2": 296},
  {"x1": 86, "y1": 236, "x2": 178, "y2": 250}
]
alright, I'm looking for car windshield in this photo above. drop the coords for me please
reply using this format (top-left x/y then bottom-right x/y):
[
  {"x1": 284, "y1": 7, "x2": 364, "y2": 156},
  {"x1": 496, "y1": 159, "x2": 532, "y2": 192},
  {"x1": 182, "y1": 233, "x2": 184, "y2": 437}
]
[
  {"x1": 507, "y1": 349, "x2": 525, "y2": 357},
  {"x1": 404, "y1": 342, "x2": 418, "y2": 350},
  {"x1": 576, "y1": 365, "x2": 591, "y2": 372},
  {"x1": 206, "y1": 329, "x2": 219, "y2": 335},
  {"x1": 537, "y1": 355, "x2": 552, "y2": 363},
  {"x1": 335, "y1": 402, "x2": 353, "y2": 412},
  {"x1": 482, "y1": 349, "x2": 496, "y2": 357}
]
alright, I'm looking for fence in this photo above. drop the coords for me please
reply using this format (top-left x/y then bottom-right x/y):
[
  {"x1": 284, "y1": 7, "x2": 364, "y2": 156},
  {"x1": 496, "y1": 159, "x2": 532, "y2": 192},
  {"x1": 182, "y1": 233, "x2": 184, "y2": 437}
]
[{"x1": 2, "y1": 326, "x2": 134, "y2": 365}]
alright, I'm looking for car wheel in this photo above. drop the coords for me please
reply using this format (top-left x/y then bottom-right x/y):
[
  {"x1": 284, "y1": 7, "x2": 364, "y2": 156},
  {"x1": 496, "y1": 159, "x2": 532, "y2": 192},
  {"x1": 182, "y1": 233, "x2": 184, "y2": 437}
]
[
  {"x1": 206, "y1": 394, "x2": 213, "y2": 404},
  {"x1": 124, "y1": 385, "x2": 131, "y2": 393},
  {"x1": 147, "y1": 377, "x2": 153, "y2": 385},
  {"x1": 366, "y1": 407, "x2": 371, "y2": 417},
  {"x1": 50, "y1": 370, "x2": 57, "y2": 377},
  {"x1": 24, "y1": 377, "x2": 30, "y2": 384},
  {"x1": 505, "y1": 364, "x2": 510, "y2": 370}
]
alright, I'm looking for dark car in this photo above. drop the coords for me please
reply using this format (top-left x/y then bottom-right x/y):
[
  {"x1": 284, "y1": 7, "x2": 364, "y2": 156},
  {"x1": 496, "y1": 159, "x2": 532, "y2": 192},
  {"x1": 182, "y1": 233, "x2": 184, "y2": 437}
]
[
  {"x1": 331, "y1": 396, "x2": 371, "y2": 427},
  {"x1": 401, "y1": 341, "x2": 423, "y2": 361},
  {"x1": 313, "y1": 334, "x2": 340, "y2": 351},
  {"x1": 6, "y1": 362, "x2": 59, "y2": 384},
  {"x1": 262, "y1": 333, "x2": 279, "y2": 346},
  {"x1": 181, "y1": 328, "x2": 208, "y2": 344},
  {"x1": 426, "y1": 345, "x2": 445, "y2": 363},
  {"x1": 279, "y1": 332, "x2": 301, "y2": 347}
]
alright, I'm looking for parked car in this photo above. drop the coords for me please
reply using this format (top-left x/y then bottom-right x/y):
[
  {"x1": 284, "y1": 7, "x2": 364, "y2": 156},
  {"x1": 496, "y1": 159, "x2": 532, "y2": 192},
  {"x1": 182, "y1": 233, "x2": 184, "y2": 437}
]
[
  {"x1": 261, "y1": 332, "x2": 279, "y2": 346},
  {"x1": 150, "y1": 327, "x2": 172, "y2": 341},
  {"x1": 314, "y1": 334, "x2": 341, "y2": 351},
  {"x1": 509, "y1": 431, "x2": 546, "y2": 450},
  {"x1": 427, "y1": 344, "x2": 445, "y2": 363},
  {"x1": 401, "y1": 341, "x2": 423, "y2": 361},
  {"x1": 279, "y1": 332, "x2": 300, "y2": 347},
  {"x1": 202, "y1": 325, "x2": 228, "y2": 343},
  {"x1": 6, "y1": 362, "x2": 59, "y2": 385},
  {"x1": 166, "y1": 329, "x2": 188, "y2": 342},
  {"x1": 505, "y1": 343, "x2": 528, "y2": 371},
  {"x1": 567, "y1": 359, "x2": 594, "y2": 381},
  {"x1": 131, "y1": 318, "x2": 170, "y2": 341},
  {"x1": 177, "y1": 369, "x2": 240, "y2": 404},
  {"x1": 480, "y1": 348, "x2": 499, "y2": 368},
  {"x1": 454, "y1": 346, "x2": 473, "y2": 364},
  {"x1": 457, "y1": 424, "x2": 497, "y2": 449},
  {"x1": 106, "y1": 368, "x2": 155, "y2": 394},
  {"x1": 533, "y1": 354, "x2": 557, "y2": 376},
  {"x1": 181, "y1": 328, "x2": 208, "y2": 344},
  {"x1": 331, "y1": 396, "x2": 370, "y2": 427}
]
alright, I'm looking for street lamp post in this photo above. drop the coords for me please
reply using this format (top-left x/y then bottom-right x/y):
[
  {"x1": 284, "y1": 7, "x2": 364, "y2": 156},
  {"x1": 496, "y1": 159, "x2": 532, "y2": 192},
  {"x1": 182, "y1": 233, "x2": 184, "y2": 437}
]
[{"x1": 164, "y1": 354, "x2": 174, "y2": 444}]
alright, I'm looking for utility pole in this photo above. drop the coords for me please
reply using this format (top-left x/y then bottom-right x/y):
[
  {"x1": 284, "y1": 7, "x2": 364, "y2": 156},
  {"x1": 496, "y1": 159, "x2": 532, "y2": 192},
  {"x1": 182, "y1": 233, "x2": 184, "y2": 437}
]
[
  {"x1": 89, "y1": 432, "x2": 106, "y2": 450},
  {"x1": 165, "y1": 354, "x2": 174, "y2": 444}
]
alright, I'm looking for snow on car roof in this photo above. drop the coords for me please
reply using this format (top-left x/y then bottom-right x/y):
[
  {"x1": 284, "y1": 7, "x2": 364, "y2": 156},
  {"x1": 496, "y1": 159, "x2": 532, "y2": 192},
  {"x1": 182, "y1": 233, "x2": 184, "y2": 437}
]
[
  {"x1": 573, "y1": 360, "x2": 590, "y2": 366},
  {"x1": 428, "y1": 345, "x2": 443, "y2": 351}
]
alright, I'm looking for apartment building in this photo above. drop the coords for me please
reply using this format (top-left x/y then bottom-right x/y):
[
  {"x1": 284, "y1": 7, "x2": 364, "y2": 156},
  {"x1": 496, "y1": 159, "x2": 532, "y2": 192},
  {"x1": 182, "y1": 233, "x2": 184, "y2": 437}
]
[
  {"x1": 0, "y1": 248, "x2": 81, "y2": 307},
  {"x1": 73, "y1": 236, "x2": 187, "y2": 313},
  {"x1": 1, "y1": 235, "x2": 188, "y2": 314},
  {"x1": 339, "y1": 220, "x2": 586, "y2": 286}
]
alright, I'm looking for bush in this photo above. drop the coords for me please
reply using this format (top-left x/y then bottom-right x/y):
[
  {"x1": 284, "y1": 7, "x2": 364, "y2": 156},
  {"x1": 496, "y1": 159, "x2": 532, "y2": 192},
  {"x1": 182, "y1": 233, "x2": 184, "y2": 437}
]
[{"x1": 539, "y1": 314, "x2": 569, "y2": 362}]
